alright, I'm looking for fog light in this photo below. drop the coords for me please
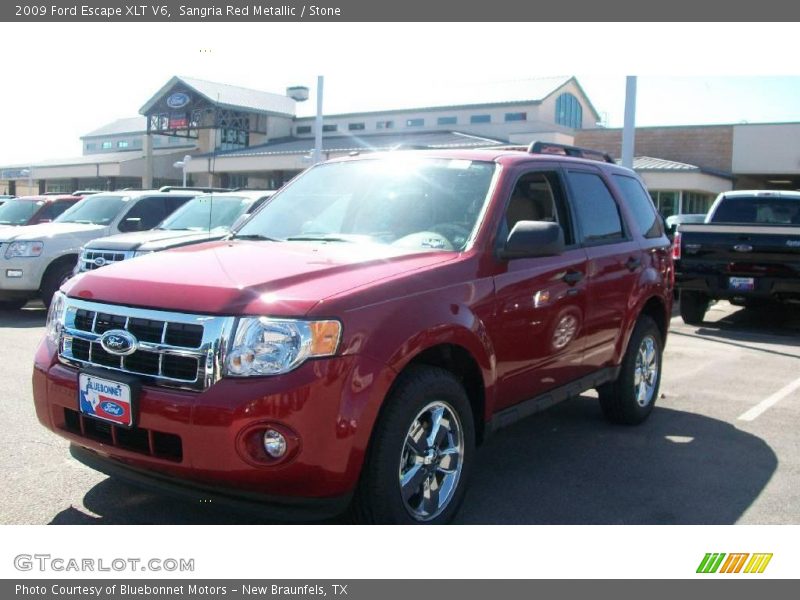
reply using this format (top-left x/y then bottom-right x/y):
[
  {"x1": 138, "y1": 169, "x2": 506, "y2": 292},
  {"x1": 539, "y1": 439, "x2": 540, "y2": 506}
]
[
  {"x1": 263, "y1": 429, "x2": 287, "y2": 458},
  {"x1": 6, "y1": 269, "x2": 23, "y2": 278}
]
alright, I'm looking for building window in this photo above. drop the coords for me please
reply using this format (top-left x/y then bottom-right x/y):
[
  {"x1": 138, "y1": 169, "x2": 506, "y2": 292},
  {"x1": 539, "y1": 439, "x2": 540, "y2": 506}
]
[
  {"x1": 117, "y1": 140, "x2": 129, "y2": 148},
  {"x1": 504, "y1": 112, "x2": 527, "y2": 122},
  {"x1": 470, "y1": 114, "x2": 490, "y2": 124},
  {"x1": 406, "y1": 118, "x2": 424, "y2": 127},
  {"x1": 377, "y1": 120, "x2": 394, "y2": 129},
  {"x1": 555, "y1": 92, "x2": 583, "y2": 129},
  {"x1": 101, "y1": 141, "x2": 113, "y2": 149},
  {"x1": 85, "y1": 143, "x2": 96, "y2": 151},
  {"x1": 348, "y1": 123, "x2": 365, "y2": 131},
  {"x1": 296, "y1": 125, "x2": 312, "y2": 135},
  {"x1": 168, "y1": 136, "x2": 181, "y2": 144},
  {"x1": 217, "y1": 127, "x2": 249, "y2": 151},
  {"x1": 322, "y1": 124, "x2": 338, "y2": 132},
  {"x1": 437, "y1": 116, "x2": 457, "y2": 125},
  {"x1": 683, "y1": 192, "x2": 713, "y2": 215},
  {"x1": 650, "y1": 191, "x2": 679, "y2": 219}
]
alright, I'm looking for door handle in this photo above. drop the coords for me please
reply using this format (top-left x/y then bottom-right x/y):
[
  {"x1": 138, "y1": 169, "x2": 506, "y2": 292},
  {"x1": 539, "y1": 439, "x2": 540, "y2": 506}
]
[
  {"x1": 625, "y1": 256, "x2": 642, "y2": 272},
  {"x1": 562, "y1": 270, "x2": 584, "y2": 285}
]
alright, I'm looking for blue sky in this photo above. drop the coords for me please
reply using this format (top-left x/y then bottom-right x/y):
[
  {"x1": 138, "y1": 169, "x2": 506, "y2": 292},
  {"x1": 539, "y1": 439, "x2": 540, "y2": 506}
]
[{"x1": 1, "y1": 22, "x2": 798, "y2": 164}]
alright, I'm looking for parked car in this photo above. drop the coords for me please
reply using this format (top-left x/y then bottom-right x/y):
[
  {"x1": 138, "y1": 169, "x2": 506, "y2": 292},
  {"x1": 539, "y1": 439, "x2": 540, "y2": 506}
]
[
  {"x1": 0, "y1": 195, "x2": 15, "y2": 206},
  {"x1": 0, "y1": 190, "x2": 198, "y2": 310},
  {"x1": 0, "y1": 194, "x2": 84, "y2": 230},
  {"x1": 675, "y1": 190, "x2": 800, "y2": 324},
  {"x1": 77, "y1": 191, "x2": 274, "y2": 273},
  {"x1": 34, "y1": 143, "x2": 673, "y2": 523},
  {"x1": 664, "y1": 213, "x2": 705, "y2": 239}
]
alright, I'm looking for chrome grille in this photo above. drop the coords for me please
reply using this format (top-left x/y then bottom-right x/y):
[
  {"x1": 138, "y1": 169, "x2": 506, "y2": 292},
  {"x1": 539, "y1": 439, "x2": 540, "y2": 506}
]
[
  {"x1": 79, "y1": 249, "x2": 135, "y2": 272},
  {"x1": 58, "y1": 298, "x2": 235, "y2": 391}
]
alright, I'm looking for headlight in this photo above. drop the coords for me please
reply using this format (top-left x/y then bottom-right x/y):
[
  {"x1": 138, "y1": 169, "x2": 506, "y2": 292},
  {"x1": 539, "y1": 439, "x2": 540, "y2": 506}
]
[
  {"x1": 5, "y1": 241, "x2": 43, "y2": 259},
  {"x1": 225, "y1": 317, "x2": 341, "y2": 376},
  {"x1": 45, "y1": 291, "x2": 66, "y2": 344}
]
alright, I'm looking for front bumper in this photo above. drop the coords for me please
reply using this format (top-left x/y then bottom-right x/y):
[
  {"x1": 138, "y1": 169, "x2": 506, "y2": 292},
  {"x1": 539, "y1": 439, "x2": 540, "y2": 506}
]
[
  {"x1": 0, "y1": 256, "x2": 46, "y2": 296},
  {"x1": 33, "y1": 339, "x2": 393, "y2": 515}
]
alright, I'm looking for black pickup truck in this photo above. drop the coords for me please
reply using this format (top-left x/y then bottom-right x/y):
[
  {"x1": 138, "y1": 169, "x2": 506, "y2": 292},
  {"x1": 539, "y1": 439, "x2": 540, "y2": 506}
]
[{"x1": 675, "y1": 190, "x2": 800, "y2": 324}]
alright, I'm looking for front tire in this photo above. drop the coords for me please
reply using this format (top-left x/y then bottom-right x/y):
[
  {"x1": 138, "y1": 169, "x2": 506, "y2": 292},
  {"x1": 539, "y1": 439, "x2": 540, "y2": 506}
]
[
  {"x1": 352, "y1": 365, "x2": 475, "y2": 524},
  {"x1": 598, "y1": 316, "x2": 663, "y2": 425},
  {"x1": 41, "y1": 261, "x2": 76, "y2": 308}
]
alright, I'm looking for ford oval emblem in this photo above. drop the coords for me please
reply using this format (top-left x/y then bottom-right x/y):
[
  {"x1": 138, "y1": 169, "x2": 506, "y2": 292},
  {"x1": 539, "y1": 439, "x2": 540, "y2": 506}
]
[
  {"x1": 166, "y1": 92, "x2": 190, "y2": 109},
  {"x1": 100, "y1": 401, "x2": 124, "y2": 417},
  {"x1": 733, "y1": 244, "x2": 753, "y2": 253},
  {"x1": 99, "y1": 329, "x2": 138, "y2": 356},
  {"x1": 93, "y1": 256, "x2": 106, "y2": 267}
]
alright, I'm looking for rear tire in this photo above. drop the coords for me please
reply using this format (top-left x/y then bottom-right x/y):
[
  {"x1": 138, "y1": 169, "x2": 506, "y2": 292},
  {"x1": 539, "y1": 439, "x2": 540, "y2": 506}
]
[
  {"x1": 41, "y1": 261, "x2": 76, "y2": 309},
  {"x1": 679, "y1": 290, "x2": 709, "y2": 325},
  {"x1": 352, "y1": 365, "x2": 475, "y2": 524},
  {"x1": 598, "y1": 316, "x2": 662, "y2": 425}
]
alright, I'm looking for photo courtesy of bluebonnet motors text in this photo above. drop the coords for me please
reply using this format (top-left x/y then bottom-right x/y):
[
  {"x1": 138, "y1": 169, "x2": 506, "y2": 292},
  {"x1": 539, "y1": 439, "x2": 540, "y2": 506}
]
[{"x1": 1, "y1": 0, "x2": 799, "y2": 591}]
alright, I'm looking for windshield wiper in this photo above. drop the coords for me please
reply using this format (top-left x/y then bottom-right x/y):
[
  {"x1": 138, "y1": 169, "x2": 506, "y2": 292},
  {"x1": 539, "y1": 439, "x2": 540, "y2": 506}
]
[
  {"x1": 231, "y1": 233, "x2": 277, "y2": 241},
  {"x1": 285, "y1": 234, "x2": 354, "y2": 243}
]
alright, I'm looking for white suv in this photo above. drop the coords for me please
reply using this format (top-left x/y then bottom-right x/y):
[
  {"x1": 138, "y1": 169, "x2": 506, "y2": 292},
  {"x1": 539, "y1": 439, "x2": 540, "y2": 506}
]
[{"x1": 0, "y1": 190, "x2": 197, "y2": 309}]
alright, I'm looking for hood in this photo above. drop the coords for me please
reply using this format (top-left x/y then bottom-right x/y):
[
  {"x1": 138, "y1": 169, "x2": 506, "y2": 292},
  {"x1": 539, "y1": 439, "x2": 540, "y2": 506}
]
[
  {"x1": 0, "y1": 222, "x2": 106, "y2": 243},
  {"x1": 84, "y1": 229, "x2": 224, "y2": 252},
  {"x1": 65, "y1": 240, "x2": 457, "y2": 316}
]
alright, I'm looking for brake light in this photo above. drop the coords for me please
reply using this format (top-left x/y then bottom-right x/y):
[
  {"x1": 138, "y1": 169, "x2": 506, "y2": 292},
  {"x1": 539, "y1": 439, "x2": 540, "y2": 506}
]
[{"x1": 672, "y1": 231, "x2": 681, "y2": 260}]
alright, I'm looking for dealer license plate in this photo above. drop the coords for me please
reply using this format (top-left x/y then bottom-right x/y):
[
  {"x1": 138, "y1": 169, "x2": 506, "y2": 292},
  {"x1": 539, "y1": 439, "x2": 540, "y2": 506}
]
[
  {"x1": 78, "y1": 373, "x2": 133, "y2": 427},
  {"x1": 729, "y1": 276, "x2": 755, "y2": 291}
]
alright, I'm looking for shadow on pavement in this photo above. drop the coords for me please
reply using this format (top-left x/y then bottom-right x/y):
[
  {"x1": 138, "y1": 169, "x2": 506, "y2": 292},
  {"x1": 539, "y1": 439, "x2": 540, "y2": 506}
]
[
  {"x1": 0, "y1": 304, "x2": 46, "y2": 328},
  {"x1": 50, "y1": 395, "x2": 775, "y2": 525},
  {"x1": 455, "y1": 396, "x2": 776, "y2": 524}
]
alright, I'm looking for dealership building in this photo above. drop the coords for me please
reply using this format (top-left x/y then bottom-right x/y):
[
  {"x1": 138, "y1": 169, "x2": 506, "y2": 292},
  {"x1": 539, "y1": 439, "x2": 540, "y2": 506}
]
[{"x1": 2, "y1": 75, "x2": 799, "y2": 219}]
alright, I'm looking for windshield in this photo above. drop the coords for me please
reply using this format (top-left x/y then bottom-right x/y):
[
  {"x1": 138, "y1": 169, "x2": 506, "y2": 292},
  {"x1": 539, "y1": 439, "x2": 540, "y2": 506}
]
[
  {"x1": 0, "y1": 199, "x2": 40, "y2": 225},
  {"x1": 158, "y1": 195, "x2": 252, "y2": 231},
  {"x1": 711, "y1": 197, "x2": 800, "y2": 225},
  {"x1": 55, "y1": 194, "x2": 129, "y2": 225},
  {"x1": 235, "y1": 157, "x2": 496, "y2": 251}
]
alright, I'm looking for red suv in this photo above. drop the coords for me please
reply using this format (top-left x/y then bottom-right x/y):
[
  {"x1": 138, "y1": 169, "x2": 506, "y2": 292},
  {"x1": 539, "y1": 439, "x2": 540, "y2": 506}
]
[
  {"x1": 0, "y1": 194, "x2": 84, "y2": 229},
  {"x1": 34, "y1": 143, "x2": 673, "y2": 524}
]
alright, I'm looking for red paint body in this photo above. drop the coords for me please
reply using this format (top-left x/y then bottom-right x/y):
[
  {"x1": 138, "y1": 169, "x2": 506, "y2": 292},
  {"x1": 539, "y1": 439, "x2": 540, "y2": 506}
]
[{"x1": 33, "y1": 150, "x2": 673, "y2": 508}]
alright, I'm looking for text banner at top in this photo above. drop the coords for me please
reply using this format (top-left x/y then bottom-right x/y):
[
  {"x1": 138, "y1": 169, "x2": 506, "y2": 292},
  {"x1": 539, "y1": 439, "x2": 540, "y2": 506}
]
[{"x1": 4, "y1": 0, "x2": 800, "y2": 22}]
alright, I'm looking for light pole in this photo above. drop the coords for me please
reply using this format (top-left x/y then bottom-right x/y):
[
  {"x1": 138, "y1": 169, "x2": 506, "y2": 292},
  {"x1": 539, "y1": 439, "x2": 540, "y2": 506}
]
[{"x1": 173, "y1": 155, "x2": 192, "y2": 187}]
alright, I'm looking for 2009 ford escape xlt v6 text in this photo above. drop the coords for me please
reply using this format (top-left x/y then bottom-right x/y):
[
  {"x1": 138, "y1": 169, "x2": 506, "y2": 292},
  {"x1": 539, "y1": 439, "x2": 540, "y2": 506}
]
[{"x1": 33, "y1": 143, "x2": 673, "y2": 524}]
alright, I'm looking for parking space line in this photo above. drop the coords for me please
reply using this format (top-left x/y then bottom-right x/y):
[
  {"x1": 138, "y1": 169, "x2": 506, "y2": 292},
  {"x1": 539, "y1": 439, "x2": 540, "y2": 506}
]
[{"x1": 738, "y1": 375, "x2": 800, "y2": 421}]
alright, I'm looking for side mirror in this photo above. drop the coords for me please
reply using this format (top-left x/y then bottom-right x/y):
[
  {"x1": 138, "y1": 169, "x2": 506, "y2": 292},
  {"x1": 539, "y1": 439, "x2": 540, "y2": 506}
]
[
  {"x1": 123, "y1": 217, "x2": 143, "y2": 231},
  {"x1": 499, "y1": 221, "x2": 564, "y2": 260}
]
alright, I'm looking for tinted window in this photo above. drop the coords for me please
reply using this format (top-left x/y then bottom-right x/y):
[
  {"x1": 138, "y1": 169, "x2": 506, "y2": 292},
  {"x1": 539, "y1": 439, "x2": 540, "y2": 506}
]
[
  {"x1": 711, "y1": 196, "x2": 800, "y2": 224},
  {"x1": 119, "y1": 197, "x2": 170, "y2": 232},
  {"x1": 502, "y1": 171, "x2": 573, "y2": 246},
  {"x1": 33, "y1": 200, "x2": 75, "y2": 222},
  {"x1": 613, "y1": 175, "x2": 662, "y2": 238},
  {"x1": 0, "y1": 199, "x2": 39, "y2": 225},
  {"x1": 56, "y1": 194, "x2": 129, "y2": 225},
  {"x1": 567, "y1": 171, "x2": 624, "y2": 244}
]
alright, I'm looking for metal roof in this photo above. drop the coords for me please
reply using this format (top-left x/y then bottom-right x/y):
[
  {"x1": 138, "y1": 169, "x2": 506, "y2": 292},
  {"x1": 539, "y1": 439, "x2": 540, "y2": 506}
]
[
  {"x1": 139, "y1": 76, "x2": 296, "y2": 117},
  {"x1": 82, "y1": 117, "x2": 148, "y2": 139},
  {"x1": 628, "y1": 156, "x2": 703, "y2": 171},
  {"x1": 29, "y1": 148, "x2": 197, "y2": 168},
  {"x1": 205, "y1": 131, "x2": 507, "y2": 158}
]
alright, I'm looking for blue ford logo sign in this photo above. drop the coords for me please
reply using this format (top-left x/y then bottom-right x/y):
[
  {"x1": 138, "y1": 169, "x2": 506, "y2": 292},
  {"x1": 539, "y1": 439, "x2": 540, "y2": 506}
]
[
  {"x1": 99, "y1": 329, "x2": 138, "y2": 356},
  {"x1": 166, "y1": 92, "x2": 190, "y2": 109},
  {"x1": 100, "y1": 401, "x2": 124, "y2": 416}
]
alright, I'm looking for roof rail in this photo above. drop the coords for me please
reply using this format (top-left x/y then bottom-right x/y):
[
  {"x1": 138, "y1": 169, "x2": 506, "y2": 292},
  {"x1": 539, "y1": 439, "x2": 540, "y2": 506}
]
[
  {"x1": 71, "y1": 190, "x2": 102, "y2": 196},
  {"x1": 527, "y1": 141, "x2": 615, "y2": 164},
  {"x1": 41, "y1": 191, "x2": 67, "y2": 196},
  {"x1": 158, "y1": 186, "x2": 233, "y2": 193}
]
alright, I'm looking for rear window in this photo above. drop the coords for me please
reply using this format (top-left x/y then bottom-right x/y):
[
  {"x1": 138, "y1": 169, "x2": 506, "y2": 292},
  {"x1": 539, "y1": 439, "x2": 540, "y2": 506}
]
[
  {"x1": 613, "y1": 175, "x2": 663, "y2": 238},
  {"x1": 566, "y1": 171, "x2": 624, "y2": 244},
  {"x1": 710, "y1": 196, "x2": 800, "y2": 225}
]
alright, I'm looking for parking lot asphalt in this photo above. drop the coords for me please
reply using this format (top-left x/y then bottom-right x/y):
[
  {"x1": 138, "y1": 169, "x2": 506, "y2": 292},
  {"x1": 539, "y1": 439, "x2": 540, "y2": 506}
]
[{"x1": 1, "y1": 300, "x2": 798, "y2": 525}]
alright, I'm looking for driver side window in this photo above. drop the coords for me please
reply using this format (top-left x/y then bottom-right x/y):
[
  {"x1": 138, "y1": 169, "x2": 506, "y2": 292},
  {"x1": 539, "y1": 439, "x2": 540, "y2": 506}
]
[{"x1": 500, "y1": 170, "x2": 573, "y2": 247}]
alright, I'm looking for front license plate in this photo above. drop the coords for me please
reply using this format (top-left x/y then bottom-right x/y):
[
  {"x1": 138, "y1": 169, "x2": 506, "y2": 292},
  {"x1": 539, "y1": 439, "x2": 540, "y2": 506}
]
[
  {"x1": 729, "y1": 276, "x2": 755, "y2": 291},
  {"x1": 78, "y1": 373, "x2": 133, "y2": 427}
]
